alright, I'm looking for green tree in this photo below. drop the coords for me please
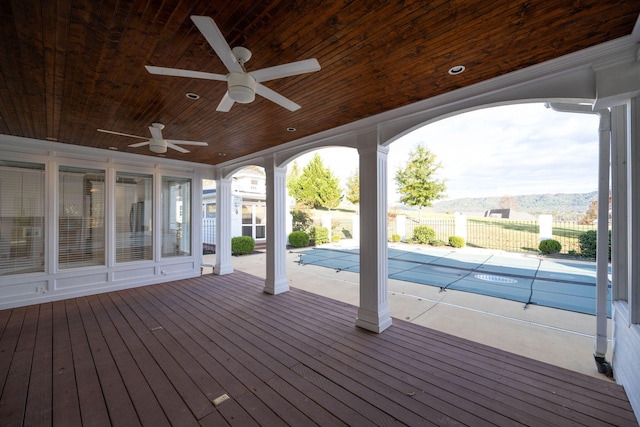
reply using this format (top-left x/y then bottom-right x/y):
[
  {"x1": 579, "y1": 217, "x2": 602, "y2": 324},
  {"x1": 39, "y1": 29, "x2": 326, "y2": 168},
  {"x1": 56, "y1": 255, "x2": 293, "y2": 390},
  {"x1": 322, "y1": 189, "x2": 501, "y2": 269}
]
[
  {"x1": 345, "y1": 169, "x2": 359, "y2": 211},
  {"x1": 287, "y1": 161, "x2": 304, "y2": 205},
  {"x1": 288, "y1": 153, "x2": 342, "y2": 209},
  {"x1": 394, "y1": 143, "x2": 446, "y2": 220}
]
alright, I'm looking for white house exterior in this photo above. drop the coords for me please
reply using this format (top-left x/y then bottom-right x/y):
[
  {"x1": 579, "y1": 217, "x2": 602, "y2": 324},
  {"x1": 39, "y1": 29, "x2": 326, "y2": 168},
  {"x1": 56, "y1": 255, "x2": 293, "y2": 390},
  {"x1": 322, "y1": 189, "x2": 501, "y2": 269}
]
[{"x1": 201, "y1": 168, "x2": 267, "y2": 251}]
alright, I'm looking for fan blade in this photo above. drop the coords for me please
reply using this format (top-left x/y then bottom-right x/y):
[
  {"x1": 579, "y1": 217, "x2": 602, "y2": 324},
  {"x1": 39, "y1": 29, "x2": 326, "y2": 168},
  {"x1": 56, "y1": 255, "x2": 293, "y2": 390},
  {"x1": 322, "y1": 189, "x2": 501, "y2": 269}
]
[
  {"x1": 166, "y1": 142, "x2": 190, "y2": 153},
  {"x1": 145, "y1": 65, "x2": 226, "y2": 81},
  {"x1": 191, "y1": 16, "x2": 242, "y2": 74},
  {"x1": 128, "y1": 141, "x2": 150, "y2": 148},
  {"x1": 216, "y1": 92, "x2": 235, "y2": 112},
  {"x1": 250, "y1": 59, "x2": 321, "y2": 83},
  {"x1": 165, "y1": 140, "x2": 208, "y2": 146},
  {"x1": 255, "y1": 83, "x2": 301, "y2": 111},
  {"x1": 97, "y1": 129, "x2": 148, "y2": 140},
  {"x1": 148, "y1": 125, "x2": 163, "y2": 140}
]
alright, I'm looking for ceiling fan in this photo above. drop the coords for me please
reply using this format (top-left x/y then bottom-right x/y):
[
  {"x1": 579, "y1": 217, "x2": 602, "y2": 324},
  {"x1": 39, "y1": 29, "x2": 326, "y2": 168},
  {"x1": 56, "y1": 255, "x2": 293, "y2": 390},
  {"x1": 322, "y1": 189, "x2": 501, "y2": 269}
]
[
  {"x1": 145, "y1": 15, "x2": 321, "y2": 112},
  {"x1": 97, "y1": 123, "x2": 208, "y2": 153}
]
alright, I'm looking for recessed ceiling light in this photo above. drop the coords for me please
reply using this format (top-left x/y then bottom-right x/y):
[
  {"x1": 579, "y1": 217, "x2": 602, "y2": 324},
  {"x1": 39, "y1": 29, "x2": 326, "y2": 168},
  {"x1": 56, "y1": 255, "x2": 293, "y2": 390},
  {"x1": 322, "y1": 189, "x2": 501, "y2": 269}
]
[
  {"x1": 218, "y1": 152, "x2": 226, "y2": 157},
  {"x1": 186, "y1": 92, "x2": 200, "y2": 99},
  {"x1": 448, "y1": 65, "x2": 466, "y2": 75},
  {"x1": 108, "y1": 146, "x2": 118, "y2": 150},
  {"x1": 286, "y1": 127, "x2": 296, "y2": 132}
]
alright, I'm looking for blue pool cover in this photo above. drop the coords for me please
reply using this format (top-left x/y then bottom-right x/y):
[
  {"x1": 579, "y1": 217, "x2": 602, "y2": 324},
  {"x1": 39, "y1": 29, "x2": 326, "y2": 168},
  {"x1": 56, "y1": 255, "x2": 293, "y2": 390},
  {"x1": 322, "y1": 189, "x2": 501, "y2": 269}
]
[{"x1": 297, "y1": 247, "x2": 611, "y2": 317}]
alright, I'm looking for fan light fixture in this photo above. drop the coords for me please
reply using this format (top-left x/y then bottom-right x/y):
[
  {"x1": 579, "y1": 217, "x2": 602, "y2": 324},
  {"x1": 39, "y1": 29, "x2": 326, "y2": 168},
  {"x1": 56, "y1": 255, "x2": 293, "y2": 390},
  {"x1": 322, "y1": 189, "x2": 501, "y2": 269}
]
[
  {"x1": 149, "y1": 139, "x2": 167, "y2": 153},
  {"x1": 227, "y1": 72, "x2": 256, "y2": 103}
]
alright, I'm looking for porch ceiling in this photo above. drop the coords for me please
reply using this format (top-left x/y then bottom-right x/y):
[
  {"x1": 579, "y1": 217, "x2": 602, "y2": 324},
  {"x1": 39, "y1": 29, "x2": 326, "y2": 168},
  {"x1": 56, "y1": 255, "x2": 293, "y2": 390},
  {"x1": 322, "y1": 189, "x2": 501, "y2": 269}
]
[{"x1": 0, "y1": 1, "x2": 639, "y2": 165}]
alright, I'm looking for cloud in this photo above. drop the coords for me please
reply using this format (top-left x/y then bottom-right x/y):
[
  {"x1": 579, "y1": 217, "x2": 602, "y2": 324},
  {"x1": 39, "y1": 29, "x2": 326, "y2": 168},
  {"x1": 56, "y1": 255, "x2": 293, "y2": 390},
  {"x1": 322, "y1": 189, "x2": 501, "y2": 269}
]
[{"x1": 289, "y1": 103, "x2": 602, "y2": 202}]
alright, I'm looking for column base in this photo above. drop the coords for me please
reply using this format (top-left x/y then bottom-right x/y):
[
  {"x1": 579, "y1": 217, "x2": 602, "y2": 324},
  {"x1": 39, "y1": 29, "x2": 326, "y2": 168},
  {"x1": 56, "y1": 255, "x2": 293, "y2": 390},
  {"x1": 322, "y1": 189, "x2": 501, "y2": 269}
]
[
  {"x1": 215, "y1": 264, "x2": 234, "y2": 275},
  {"x1": 263, "y1": 278, "x2": 290, "y2": 295},
  {"x1": 356, "y1": 307, "x2": 392, "y2": 333}
]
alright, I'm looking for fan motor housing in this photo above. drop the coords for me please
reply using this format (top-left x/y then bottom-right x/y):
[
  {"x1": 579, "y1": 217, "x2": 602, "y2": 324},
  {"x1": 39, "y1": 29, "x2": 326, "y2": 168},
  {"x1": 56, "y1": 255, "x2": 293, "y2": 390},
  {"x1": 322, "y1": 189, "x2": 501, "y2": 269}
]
[
  {"x1": 149, "y1": 139, "x2": 167, "y2": 153},
  {"x1": 228, "y1": 72, "x2": 256, "y2": 103}
]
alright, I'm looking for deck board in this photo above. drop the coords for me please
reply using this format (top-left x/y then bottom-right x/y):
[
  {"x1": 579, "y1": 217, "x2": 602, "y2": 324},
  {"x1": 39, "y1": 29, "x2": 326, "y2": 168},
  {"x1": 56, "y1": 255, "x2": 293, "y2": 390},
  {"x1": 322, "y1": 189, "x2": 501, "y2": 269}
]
[{"x1": 0, "y1": 271, "x2": 637, "y2": 426}]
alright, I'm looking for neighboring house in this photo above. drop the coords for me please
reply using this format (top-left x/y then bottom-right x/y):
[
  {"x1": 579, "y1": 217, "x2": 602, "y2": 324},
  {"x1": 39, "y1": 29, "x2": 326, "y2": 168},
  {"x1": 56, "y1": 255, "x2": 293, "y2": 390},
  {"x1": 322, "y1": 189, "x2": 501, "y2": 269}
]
[{"x1": 202, "y1": 168, "x2": 267, "y2": 251}]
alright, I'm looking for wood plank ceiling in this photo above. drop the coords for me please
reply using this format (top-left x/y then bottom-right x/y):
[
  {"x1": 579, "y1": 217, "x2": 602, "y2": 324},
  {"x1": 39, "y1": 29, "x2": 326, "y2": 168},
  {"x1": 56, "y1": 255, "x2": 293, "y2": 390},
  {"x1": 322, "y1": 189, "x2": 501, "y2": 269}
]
[{"x1": 0, "y1": 1, "x2": 638, "y2": 165}]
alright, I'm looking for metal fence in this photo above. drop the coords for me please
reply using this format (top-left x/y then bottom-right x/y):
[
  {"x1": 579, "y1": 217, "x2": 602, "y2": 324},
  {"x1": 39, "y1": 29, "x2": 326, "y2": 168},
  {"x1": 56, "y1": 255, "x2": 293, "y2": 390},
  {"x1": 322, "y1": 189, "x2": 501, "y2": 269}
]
[{"x1": 391, "y1": 216, "x2": 598, "y2": 255}]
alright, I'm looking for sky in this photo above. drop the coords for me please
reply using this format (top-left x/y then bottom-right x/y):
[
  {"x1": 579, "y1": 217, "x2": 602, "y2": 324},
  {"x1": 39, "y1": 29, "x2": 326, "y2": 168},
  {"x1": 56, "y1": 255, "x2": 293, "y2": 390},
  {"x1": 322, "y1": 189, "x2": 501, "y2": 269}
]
[{"x1": 289, "y1": 103, "x2": 601, "y2": 203}]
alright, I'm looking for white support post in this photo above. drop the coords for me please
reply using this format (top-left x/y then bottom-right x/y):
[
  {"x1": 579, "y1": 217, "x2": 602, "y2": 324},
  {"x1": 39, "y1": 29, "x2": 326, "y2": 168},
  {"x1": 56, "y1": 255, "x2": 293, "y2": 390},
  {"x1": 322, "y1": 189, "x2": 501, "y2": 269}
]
[
  {"x1": 356, "y1": 131, "x2": 392, "y2": 333},
  {"x1": 264, "y1": 156, "x2": 289, "y2": 294},
  {"x1": 214, "y1": 177, "x2": 233, "y2": 275},
  {"x1": 628, "y1": 97, "x2": 640, "y2": 325},
  {"x1": 611, "y1": 104, "x2": 628, "y2": 302},
  {"x1": 595, "y1": 110, "x2": 611, "y2": 358}
]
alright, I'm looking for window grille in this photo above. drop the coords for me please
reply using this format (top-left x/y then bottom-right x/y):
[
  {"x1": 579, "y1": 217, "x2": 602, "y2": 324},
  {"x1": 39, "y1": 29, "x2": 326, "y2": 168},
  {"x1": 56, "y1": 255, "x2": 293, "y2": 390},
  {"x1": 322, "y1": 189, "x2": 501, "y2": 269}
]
[
  {"x1": 0, "y1": 161, "x2": 45, "y2": 276},
  {"x1": 58, "y1": 166, "x2": 105, "y2": 268},
  {"x1": 115, "y1": 172, "x2": 153, "y2": 262}
]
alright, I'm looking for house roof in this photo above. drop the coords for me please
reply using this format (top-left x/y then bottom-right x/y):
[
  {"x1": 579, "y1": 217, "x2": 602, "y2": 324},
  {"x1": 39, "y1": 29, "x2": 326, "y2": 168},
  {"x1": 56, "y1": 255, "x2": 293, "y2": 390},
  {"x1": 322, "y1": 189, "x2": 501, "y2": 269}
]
[{"x1": 1, "y1": 1, "x2": 639, "y2": 165}]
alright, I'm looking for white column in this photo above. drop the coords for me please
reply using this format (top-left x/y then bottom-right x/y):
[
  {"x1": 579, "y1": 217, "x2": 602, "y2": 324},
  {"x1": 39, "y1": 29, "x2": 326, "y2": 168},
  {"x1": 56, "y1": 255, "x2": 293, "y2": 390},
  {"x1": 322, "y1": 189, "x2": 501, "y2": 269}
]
[
  {"x1": 594, "y1": 110, "x2": 611, "y2": 358},
  {"x1": 264, "y1": 156, "x2": 289, "y2": 294},
  {"x1": 214, "y1": 177, "x2": 233, "y2": 275},
  {"x1": 611, "y1": 104, "x2": 628, "y2": 302},
  {"x1": 356, "y1": 132, "x2": 392, "y2": 333},
  {"x1": 627, "y1": 97, "x2": 640, "y2": 324}
]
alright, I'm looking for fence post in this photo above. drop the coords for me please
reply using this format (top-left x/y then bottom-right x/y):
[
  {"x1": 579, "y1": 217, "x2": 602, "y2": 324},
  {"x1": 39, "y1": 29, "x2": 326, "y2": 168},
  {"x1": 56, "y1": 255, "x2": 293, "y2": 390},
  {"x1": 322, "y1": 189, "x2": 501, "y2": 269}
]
[
  {"x1": 352, "y1": 214, "x2": 360, "y2": 243},
  {"x1": 322, "y1": 214, "x2": 332, "y2": 241},
  {"x1": 455, "y1": 214, "x2": 467, "y2": 240},
  {"x1": 396, "y1": 215, "x2": 406, "y2": 241},
  {"x1": 539, "y1": 214, "x2": 553, "y2": 241}
]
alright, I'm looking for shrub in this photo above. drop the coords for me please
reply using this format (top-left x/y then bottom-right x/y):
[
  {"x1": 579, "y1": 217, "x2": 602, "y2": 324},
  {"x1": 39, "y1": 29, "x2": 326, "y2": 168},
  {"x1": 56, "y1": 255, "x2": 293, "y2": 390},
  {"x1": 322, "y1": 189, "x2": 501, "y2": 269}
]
[
  {"x1": 430, "y1": 239, "x2": 446, "y2": 247},
  {"x1": 390, "y1": 233, "x2": 402, "y2": 243},
  {"x1": 412, "y1": 225, "x2": 436, "y2": 244},
  {"x1": 310, "y1": 226, "x2": 330, "y2": 245},
  {"x1": 288, "y1": 231, "x2": 310, "y2": 248},
  {"x1": 231, "y1": 236, "x2": 255, "y2": 255},
  {"x1": 331, "y1": 234, "x2": 341, "y2": 243},
  {"x1": 291, "y1": 209, "x2": 312, "y2": 233},
  {"x1": 578, "y1": 229, "x2": 611, "y2": 260},
  {"x1": 449, "y1": 236, "x2": 465, "y2": 248},
  {"x1": 539, "y1": 239, "x2": 562, "y2": 255}
]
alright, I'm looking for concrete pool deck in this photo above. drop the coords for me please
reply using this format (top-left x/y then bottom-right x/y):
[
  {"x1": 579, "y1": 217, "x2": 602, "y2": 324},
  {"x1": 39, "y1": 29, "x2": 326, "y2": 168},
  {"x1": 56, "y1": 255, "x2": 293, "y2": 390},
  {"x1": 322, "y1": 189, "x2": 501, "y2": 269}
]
[{"x1": 202, "y1": 242, "x2": 613, "y2": 381}]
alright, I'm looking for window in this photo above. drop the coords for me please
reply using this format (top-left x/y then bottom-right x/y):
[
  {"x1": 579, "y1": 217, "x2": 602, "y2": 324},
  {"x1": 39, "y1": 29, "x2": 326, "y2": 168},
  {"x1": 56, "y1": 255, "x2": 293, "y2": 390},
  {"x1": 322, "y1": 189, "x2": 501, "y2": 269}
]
[
  {"x1": 0, "y1": 161, "x2": 45, "y2": 276},
  {"x1": 162, "y1": 177, "x2": 191, "y2": 257},
  {"x1": 205, "y1": 203, "x2": 216, "y2": 218},
  {"x1": 115, "y1": 172, "x2": 153, "y2": 262},
  {"x1": 59, "y1": 167, "x2": 105, "y2": 268}
]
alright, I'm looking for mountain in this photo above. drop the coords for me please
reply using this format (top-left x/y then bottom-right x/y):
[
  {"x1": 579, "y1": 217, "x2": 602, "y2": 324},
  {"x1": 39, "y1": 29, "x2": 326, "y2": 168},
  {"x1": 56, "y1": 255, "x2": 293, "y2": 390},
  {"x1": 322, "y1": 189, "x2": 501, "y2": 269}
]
[{"x1": 430, "y1": 191, "x2": 598, "y2": 217}]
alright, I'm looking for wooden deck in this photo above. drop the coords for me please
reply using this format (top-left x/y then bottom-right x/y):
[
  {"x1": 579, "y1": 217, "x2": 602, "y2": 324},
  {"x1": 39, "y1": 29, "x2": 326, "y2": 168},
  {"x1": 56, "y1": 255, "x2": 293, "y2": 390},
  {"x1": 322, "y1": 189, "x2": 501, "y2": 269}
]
[{"x1": 0, "y1": 271, "x2": 637, "y2": 426}]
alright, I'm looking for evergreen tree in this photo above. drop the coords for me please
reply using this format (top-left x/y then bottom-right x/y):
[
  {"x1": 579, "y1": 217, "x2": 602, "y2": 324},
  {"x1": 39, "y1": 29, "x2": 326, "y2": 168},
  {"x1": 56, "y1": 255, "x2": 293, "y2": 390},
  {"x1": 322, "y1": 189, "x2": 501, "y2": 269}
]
[
  {"x1": 286, "y1": 161, "x2": 303, "y2": 204},
  {"x1": 289, "y1": 154, "x2": 342, "y2": 209},
  {"x1": 394, "y1": 143, "x2": 446, "y2": 220},
  {"x1": 345, "y1": 169, "x2": 359, "y2": 211}
]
